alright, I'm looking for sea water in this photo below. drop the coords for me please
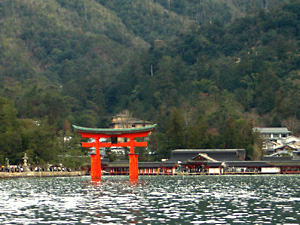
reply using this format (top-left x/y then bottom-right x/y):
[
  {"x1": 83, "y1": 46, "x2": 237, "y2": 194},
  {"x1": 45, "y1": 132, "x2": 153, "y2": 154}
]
[{"x1": 0, "y1": 175, "x2": 299, "y2": 224}]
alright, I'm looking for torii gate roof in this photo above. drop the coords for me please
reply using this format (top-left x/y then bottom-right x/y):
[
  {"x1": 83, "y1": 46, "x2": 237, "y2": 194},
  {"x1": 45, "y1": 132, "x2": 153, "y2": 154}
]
[{"x1": 72, "y1": 124, "x2": 157, "y2": 135}]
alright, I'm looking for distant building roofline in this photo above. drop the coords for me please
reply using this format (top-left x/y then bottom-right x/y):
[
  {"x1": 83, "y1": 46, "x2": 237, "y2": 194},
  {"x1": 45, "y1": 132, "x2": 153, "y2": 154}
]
[
  {"x1": 253, "y1": 127, "x2": 291, "y2": 134},
  {"x1": 172, "y1": 149, "x2": 245, "y2": 153}
]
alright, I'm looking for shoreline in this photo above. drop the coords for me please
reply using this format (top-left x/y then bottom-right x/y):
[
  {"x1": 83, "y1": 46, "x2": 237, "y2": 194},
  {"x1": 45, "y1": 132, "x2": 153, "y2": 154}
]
[
  {"x1": 1, "y1": 171, "x2": 299, "y2": 178},
  {"x1": 0, "y1": 171, "x2": 86, "y2": 178}
]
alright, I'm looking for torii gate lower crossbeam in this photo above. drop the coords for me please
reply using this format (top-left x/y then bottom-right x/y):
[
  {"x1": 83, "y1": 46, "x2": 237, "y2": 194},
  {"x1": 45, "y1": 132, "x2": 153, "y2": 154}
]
[{"x1": 73, "y1": 124, "x2": 156, "y2": 181}]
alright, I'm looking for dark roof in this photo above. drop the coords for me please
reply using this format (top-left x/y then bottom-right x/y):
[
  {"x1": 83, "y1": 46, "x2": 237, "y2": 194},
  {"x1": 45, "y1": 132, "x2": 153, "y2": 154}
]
[
  {"x1": 258, "y1": 156, "x2": 300, "y2": 166},
  {"x1": 161, "y1": 161, "x2": 178, "y2": 167},
  {"x1": 73, "y1": 124, "x2": 156, "y2": 135},
  {"x1": 262, "y1": 156, "x2": 293, "y2": 162},
  {"x1": 206, "y1": 162, "x2": 222, "y2": 167},
  {"x1": 225, "y1": 161, "x2": 271, "y2": 167},
  {"x1": 268, "y1": 160, "x2": 300, "y2": 166},
  {"x1": 169, "y1": 149, "x2": 245, "y2": 162},
  {"x1": 208, "y1": 152, "x2": 241, "y2": 161},
  {"x1": 190, "y1": 153, "x2": 218, "y2": 162}
]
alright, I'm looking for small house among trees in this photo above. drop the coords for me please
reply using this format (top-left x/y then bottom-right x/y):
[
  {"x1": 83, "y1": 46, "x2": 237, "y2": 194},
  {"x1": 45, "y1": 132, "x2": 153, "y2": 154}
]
[
  {"x1": 110, "y1": 110, "x2": 153, "y2": 129},
  {"x1": 253, "y1": 127, "x2": 291, "y2": 141}
]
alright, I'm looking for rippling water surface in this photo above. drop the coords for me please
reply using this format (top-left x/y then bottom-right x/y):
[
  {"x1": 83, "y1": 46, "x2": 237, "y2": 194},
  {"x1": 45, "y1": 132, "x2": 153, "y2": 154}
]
[{"x1": 1, "y1": 175, "x2": 300, "y2": 224}]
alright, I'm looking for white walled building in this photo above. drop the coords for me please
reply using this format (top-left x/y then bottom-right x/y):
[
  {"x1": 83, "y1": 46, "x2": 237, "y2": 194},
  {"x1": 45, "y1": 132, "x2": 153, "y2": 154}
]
[{"x1": 253, "y1": 127, "x2": 291, "y2": 141}]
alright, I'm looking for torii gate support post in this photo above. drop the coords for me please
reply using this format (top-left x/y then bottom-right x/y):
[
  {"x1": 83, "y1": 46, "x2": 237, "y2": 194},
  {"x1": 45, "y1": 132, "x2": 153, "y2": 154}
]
[
  {"x1": 128, "y1": 154, "x2": 139, "y2": 180},
  {"x1": 128, "y1": 137, "x2": 139, "y2": 180},
  {"x1": 90, "y1": 154, "x2": 101, "y2": 180},
  {"x1": 81, "y1": 134, "x2": 102, "y2": 181},
  {"x1": 90, "y1": 137, "x2": 101, "y2": 181}
]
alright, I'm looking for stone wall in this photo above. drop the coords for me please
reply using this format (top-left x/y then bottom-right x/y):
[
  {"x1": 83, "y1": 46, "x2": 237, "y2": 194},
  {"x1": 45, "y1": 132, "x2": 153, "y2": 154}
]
[{"x1": 0, "y1": 171, "x2": 86, "y2": 178}]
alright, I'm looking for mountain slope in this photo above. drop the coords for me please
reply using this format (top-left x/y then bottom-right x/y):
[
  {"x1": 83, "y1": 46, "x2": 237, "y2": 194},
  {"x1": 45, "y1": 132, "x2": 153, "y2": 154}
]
[{"x1": 0, "y1": 0, "x2": 298, "y2": 164}]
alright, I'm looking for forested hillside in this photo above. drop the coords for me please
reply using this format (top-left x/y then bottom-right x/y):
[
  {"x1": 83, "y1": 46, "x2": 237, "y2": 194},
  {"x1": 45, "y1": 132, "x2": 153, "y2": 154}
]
[{"x1": 0, "y1": 0, "x2": 299, "y2": 166}]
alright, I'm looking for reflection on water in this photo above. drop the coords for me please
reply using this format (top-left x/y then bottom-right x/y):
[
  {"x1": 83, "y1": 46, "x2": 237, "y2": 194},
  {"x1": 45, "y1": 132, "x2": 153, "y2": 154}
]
[{"x1": 0, "y1": 175, "x2": 300, "y2": 224}]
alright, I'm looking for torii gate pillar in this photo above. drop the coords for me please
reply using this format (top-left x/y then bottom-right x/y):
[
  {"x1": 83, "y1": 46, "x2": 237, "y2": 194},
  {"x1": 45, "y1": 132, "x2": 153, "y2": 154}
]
[
  {"x1": 73, "y1": 124, "x2": 156, "y2": 181},
  {"x1": 128, "y1": 136, "x2": 139, "y2": 180}
]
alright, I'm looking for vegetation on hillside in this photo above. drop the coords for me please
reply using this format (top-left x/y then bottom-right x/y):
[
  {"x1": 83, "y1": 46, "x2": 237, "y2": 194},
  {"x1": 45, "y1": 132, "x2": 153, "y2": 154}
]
[{"x1": 0, "y1": 0, "x2": 299, "y2": 165}]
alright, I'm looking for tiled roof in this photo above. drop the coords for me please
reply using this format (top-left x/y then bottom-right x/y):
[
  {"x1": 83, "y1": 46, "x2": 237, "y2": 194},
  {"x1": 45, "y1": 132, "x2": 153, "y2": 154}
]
[
  {"x1": 262, "y1": 156, "x2": 293, "y2": 162},
  {"x1": 253, "y1": 127, "x2": 291, "y2": 134},
  {"x1": 169, "y1": 149, "x2": 244, "y2": 162},
  {"x1": 268, "y1": 160, "x2": 300, "y2": 166}
]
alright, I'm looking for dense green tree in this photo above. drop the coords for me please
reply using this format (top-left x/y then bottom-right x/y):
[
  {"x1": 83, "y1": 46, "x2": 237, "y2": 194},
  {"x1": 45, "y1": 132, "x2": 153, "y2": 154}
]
[
  {"x1": 185, "y1": 106, "x2": 215, "y2": 149},
  {"x1": 25, "y1": 119, "x2": 59, "y2": 166},
  {"x1": 0, "y1": 97, "x2": 22, "y2": 164},
  {"x1": 148, "y1": 132, "x2": 168, "y2": 160},
  {"x1": 166, "y1": 108, "x2": 185, "y2": 152}
]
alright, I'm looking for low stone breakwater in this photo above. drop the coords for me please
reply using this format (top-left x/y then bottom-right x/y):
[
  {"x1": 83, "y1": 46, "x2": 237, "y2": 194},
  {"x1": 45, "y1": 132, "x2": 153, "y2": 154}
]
[{"x1": 0, "y1": 171, "x2": 86, "y2": 178}]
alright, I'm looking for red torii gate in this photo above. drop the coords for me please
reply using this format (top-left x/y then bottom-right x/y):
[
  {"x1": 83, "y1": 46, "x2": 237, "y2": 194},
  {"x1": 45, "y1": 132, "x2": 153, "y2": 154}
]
[{"x1": 73, "y1": 124, "x2": 156, "y2": 181}]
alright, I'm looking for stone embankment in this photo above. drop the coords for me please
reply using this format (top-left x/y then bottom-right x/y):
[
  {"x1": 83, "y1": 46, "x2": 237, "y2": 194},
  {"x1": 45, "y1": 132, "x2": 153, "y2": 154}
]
[{"x1": 0, "y1": 171, "x2": 86, "y2": 178}]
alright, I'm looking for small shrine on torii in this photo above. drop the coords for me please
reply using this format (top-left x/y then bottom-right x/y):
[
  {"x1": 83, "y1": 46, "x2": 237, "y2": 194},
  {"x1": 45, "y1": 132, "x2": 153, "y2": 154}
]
[{"x1": 73, "y1": 124, "x2": 156, "y2": 181}]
